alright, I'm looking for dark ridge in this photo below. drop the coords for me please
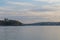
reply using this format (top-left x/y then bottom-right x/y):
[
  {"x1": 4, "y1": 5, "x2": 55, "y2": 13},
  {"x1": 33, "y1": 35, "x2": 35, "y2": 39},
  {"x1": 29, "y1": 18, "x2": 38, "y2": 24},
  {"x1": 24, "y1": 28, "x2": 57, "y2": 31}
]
[{"x1": 24, "y1": 22, "x2": 60, "y2": 26}]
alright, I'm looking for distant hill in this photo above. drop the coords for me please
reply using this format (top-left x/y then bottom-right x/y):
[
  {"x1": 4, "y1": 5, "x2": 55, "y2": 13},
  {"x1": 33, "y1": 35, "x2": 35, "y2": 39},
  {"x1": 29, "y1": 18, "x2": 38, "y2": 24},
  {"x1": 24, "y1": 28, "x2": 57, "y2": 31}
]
[{"x1": 24, "y1": 22, "x2": 60, "y2": 26}]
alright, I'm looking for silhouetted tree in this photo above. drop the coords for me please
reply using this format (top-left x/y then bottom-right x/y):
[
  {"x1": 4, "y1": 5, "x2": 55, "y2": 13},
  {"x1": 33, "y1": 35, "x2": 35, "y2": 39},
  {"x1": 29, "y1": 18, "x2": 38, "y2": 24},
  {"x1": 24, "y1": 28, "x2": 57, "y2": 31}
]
[{"x1": 0, "y1": 18, "x2": 23, "y2": 26}]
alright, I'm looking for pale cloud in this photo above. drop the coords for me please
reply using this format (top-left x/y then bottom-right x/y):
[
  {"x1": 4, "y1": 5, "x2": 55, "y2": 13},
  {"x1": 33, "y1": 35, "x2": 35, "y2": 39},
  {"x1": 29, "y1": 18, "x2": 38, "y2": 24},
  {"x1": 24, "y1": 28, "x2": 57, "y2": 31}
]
[
  {"x1": 17, "y1": 7, "x2": 60, "y2": 22},
  {"x1": 30, "y1": 8, "x2": 55, "y2": 12},
  {"x1": 7, "y1": 1, "x2": 34, "y2": 6},
  {"x1": 0, "y1": 7, "x2": 10, "y2": 10},
  {"x1": 33, "y1": 0, "x2": 60, "y2": 3},
  {"x1": 0, "y1": 5, "x2": 59, "y2": 17},
  {"x1": 0, "y1": 6, "x2": 14, "y2": 11}
]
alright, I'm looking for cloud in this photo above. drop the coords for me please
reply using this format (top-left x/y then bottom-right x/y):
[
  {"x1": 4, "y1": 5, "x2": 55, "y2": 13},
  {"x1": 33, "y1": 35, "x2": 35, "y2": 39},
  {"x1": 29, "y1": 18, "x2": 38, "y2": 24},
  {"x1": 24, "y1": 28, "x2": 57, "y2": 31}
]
[
  {"x1": 30, "y1": 8, "x2": 55, "y2": 12},
  {"x1": 0, "y1": 7, "x2": 13, "y2": 11},
  {"x1": 33, "y1": 0, "x2": 60, "y2": 3},
  {"x1": 7, "y1": 1, "x2": 34, "y2": 6},
  {"x1": 43, "y1": 5, "x2": 60, "y2": 11}
]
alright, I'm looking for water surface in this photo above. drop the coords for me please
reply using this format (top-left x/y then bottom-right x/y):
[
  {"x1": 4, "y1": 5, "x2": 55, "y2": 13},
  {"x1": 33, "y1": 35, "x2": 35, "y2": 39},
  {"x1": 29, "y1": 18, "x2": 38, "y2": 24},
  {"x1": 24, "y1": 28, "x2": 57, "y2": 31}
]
[{"x1": 0, "y1": 26, "x2": 60, "y2": 40}]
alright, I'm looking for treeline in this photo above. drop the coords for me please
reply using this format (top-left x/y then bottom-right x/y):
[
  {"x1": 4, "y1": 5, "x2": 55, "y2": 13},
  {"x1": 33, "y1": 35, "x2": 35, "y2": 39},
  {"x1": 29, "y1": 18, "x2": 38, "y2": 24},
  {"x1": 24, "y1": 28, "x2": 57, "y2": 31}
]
[{"x1": 0, "y1": 18, "x2": 23, "y2": 26}]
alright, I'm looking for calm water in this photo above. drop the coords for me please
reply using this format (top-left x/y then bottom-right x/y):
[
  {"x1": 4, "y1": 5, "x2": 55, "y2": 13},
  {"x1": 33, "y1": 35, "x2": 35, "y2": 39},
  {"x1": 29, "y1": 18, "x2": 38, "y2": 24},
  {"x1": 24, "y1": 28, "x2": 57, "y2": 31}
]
[{"x1": 0, "y1": 26, "x2": 60, "y2": 40}]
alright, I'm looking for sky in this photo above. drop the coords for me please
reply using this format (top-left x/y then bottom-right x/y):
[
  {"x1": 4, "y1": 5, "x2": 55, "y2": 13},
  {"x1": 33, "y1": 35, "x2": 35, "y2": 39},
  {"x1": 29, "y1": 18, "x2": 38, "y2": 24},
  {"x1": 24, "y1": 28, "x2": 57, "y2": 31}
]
[{"x1": 0, "y1": 0, "x2": 60, "y2": 24}]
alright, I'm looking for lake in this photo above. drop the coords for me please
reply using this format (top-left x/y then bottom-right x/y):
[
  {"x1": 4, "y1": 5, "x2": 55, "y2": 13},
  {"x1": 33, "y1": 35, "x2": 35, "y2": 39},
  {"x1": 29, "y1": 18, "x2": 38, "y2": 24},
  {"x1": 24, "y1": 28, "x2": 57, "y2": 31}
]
[{"x1": 0, "y1": 26, "x2": 60, "y2": 40}]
